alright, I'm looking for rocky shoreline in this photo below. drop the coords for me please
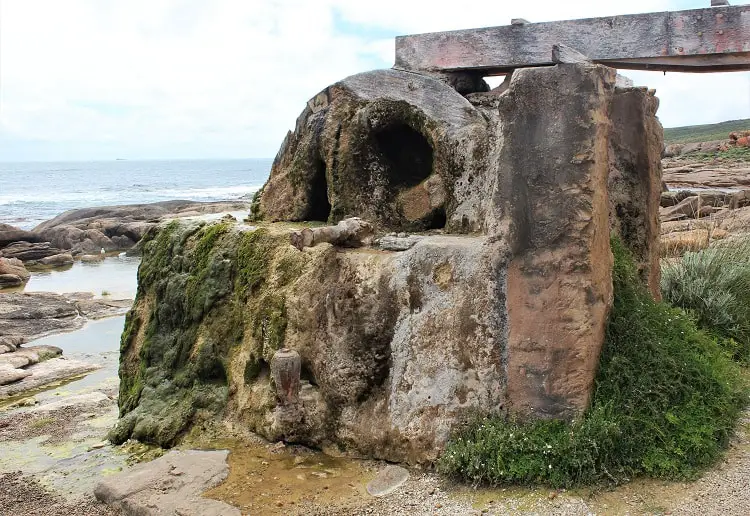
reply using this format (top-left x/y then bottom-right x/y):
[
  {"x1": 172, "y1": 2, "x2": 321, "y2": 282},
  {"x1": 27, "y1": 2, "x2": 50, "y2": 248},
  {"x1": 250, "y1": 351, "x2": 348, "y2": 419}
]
[
  {"x1": 2, "y1": 168, "x2": 750, "y2": 514},
  {"x1": 0, "y1": 200, "x2": 249, "y2": 290}
]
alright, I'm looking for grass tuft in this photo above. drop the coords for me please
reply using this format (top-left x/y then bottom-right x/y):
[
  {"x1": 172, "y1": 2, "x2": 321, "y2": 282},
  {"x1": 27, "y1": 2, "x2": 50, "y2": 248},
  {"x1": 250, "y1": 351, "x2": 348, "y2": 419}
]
[
  {"x1": 661, "y1": 239, "x2": 750, "y2": 363},
  {"x1": 439, "y1": 237, "x2": 748, "y2": 487}
]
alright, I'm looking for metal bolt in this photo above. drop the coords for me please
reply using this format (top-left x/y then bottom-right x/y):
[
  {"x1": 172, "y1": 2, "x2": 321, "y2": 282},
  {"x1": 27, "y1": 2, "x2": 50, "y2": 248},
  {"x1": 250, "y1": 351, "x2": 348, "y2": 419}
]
[
  {"x1": 698, "y1": 31, "x2": 704, "y2": 36},
  {"x1": 719, "y1": 29, "x2": 725, "y2": 35}
]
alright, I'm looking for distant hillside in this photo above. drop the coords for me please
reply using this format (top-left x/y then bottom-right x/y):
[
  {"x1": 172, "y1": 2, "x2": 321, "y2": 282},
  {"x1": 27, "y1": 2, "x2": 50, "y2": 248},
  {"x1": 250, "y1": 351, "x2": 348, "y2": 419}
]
[{"x1": 663, "y1": 119, "x2": 750, "y2": 145}]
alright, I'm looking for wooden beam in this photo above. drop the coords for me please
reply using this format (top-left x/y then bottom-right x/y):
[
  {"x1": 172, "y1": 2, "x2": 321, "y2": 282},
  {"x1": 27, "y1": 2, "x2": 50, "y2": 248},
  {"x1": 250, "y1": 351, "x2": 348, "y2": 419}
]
[
  {"x1": 395, "y1": 5, "x2": 750, "y2": 74},
  {"x1": 551, "y1": 44, "x2": 592, "y2": 64}
]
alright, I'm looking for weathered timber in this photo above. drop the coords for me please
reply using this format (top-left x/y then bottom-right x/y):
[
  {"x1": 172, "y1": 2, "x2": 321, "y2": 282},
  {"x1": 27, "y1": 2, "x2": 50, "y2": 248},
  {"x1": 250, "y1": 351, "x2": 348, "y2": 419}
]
[
  {"x1": 712, "y1": 1, "x2": 730, "y2": 7},
  {"x1": 289, "y1": 217, "x2": 374, "y2": 250},
  {"x1": 395, "y1": 5, "x2": 750, "y2": 74},
  {"x1": 552, "y1": 44, "x2": 592, "y2": 64}
]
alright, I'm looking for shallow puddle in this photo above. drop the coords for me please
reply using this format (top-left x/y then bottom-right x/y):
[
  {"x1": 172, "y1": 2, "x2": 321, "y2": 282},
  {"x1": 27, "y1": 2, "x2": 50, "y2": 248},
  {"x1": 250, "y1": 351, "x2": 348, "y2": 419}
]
[
  {"x1": 22, "y1": 255, "x2": 140, "y2": 299},
  {"x1": 203, "y1": 440, "x2": 374, "y2": 515}
]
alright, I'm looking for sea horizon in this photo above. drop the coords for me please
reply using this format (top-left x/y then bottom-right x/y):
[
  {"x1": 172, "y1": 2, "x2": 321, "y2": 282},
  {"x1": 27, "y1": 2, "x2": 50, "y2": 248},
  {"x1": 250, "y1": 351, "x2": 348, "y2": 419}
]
[{"x1": 0, "y1": 158, "x2": 273, "y2": 230}]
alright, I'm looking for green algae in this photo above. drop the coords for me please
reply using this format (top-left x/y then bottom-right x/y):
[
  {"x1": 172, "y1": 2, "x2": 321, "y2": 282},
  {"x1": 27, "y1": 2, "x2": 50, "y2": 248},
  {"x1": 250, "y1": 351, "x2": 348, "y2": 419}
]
[{"x1": 114, "y1": 220, "x2": 310, "y2": 447}]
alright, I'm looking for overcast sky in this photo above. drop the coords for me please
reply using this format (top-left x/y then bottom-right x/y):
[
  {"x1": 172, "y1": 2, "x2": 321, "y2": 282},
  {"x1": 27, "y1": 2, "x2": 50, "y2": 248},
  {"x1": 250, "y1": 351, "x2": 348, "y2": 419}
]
[{"x1": 1, "y1": 0, "x2": 749, "y2": 161}]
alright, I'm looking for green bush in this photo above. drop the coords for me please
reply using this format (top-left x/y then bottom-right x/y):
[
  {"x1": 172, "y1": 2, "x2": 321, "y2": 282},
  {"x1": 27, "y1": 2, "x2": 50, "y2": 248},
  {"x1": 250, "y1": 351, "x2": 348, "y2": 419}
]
[
  {"x1": 439, "y1": 238, "x2": 748, "y2": 487},
  {"x1": 661, "y1": 239, "x2": 750, "y2": 363}
]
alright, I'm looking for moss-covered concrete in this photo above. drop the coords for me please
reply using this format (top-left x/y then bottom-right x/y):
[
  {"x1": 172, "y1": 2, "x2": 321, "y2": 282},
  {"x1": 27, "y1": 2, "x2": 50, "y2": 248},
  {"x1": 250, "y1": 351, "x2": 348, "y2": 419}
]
[{"x1": 112, "y1": 220, "x2": 308, "y2": 447}]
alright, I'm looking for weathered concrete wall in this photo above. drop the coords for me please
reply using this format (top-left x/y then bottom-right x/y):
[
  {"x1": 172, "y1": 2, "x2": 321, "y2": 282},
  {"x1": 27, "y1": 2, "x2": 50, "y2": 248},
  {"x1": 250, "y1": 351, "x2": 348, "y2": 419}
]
[
  {"x1": 115, "y1": 62, "x2": 663, "y2": 463},
  {"x1": 113, "y1": 221, "x2": 509, "y2": 464},
  {"x1": 497, "y1": 65, "x2": 615, "y2": 419},
  {"x1": 609, "y1": 88, "x2": 664, "y2": 298}
]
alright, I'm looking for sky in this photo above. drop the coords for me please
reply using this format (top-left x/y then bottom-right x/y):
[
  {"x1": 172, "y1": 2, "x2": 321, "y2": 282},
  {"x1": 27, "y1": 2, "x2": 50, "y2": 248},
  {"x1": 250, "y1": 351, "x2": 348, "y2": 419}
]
[{"x1": 1, "y1": 0, "x2": 749, "y2": 161}]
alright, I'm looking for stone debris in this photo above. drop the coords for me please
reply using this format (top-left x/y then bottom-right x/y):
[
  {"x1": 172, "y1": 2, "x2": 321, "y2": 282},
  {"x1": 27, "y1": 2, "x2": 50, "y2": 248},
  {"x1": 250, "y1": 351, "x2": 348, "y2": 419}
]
[
  {"x1": 94, "y1": 449, "x2": 240, "y2": 516},
  {"x1": 366, "y1": 465, "x2": 410, "y2": 497}
]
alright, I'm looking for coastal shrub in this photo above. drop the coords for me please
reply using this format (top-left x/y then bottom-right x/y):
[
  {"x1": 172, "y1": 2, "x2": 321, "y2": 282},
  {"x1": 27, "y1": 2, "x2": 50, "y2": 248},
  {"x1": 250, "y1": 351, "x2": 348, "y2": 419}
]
[
  {"x1": 661, "y1": 239, "x2": 750, "y2": 363},
  {"x1": 439, "y1": 238, "x2": 748, "y2": 487}
]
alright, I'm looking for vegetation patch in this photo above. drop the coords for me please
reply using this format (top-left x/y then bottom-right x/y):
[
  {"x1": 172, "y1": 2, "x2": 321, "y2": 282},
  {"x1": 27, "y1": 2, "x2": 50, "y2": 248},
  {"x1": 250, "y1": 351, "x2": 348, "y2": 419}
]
[
  {"x1": 439, "y1": 238, "x2": 748, "y2": 487},
  {"x1": 687, "y1": 146, "x2": 750, "y2": 163},
  {"x1": 661, "y1": 239, "x2": 750, "y2": 363},
  {"x1": 664, "y1": 119, "x2": 750, "y2": 145}
]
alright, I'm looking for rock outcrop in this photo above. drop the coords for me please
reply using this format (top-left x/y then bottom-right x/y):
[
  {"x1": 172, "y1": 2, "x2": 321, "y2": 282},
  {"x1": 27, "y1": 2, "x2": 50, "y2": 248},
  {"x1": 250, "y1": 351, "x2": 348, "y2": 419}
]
[
  {"x1": 31, "y1": 200, "x2": 249, "y2": 255},
  {"x1": 94, "y1": 450, "x2": 238, "y2": 516},
  {"x1": 0, "y1": 257, "x2": 30, "y2": 289},
  {"x1": 0, "y1": 201, "x2": 250, "y2": 265},
  {"x1": 0, "y1": 292, "x2": 132, "y2": 342},
  {"x1": 114, "y1": 63, "x2": 662, "y2": 464},
  {"x1": 0, "y1": 223, "x2": 44, "y2": 248}
]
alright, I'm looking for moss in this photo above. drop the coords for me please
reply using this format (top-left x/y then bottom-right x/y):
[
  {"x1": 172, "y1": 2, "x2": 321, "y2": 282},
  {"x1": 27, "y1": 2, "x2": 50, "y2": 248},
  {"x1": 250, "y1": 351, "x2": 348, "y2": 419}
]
[
  {"x1": 235, "y1": 229, "x2": 271, "y2": 295},
  {"x1": 137, "y1": 220, "x2": 182, "y2": 286},
  {"x1": 253, "y1": 293, "x2": 288, "y2": 357},
  {"x1": 439, "y1": 237, "x2": 749, "y2": 487},
  {"x1": 120, "y1": 311, "x2": 141, "y2": 353},
  {"x1": 29, "y1": 417, "x2": 55, "y2": 429},
  {"x1": 276, "y1": 253, "x2": 307, "y2": 287},
  {"x1": 249, "y1": 185, "x2": 265, "y2": 221},
  {"x1": 193, "y1": 222, "x2": 230, "y2": 271},
  {"x1": 116, "y1": 221, "x2": 310, "y2": 447}
]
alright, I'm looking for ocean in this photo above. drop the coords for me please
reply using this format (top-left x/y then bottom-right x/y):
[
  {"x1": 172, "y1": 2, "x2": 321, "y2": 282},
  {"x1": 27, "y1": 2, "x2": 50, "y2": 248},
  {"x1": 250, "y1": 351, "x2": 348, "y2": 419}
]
[{"x1": 0, "y1": 159, "x2": 272, "y2": 230}]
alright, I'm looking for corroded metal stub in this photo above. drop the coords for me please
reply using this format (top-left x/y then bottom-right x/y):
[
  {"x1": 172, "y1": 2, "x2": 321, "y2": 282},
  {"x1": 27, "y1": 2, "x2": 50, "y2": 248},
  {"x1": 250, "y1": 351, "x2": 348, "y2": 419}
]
[{"x1": 271, "y1": 348, "x2": 301, "y2": 406}]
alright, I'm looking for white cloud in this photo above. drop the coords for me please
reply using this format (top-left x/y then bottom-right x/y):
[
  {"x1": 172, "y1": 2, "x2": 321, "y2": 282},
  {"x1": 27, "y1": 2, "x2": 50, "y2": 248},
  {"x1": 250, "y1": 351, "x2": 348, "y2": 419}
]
[{"x1": 0, "y1": 0, "x2": 748, "y2": 160}]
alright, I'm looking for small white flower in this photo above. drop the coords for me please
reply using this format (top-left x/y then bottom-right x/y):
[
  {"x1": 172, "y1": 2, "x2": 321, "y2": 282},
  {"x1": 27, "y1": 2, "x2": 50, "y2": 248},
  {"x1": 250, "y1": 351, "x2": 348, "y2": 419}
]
[{"x1": 548, "y1": 464, "x2": 552, "y2": 469}]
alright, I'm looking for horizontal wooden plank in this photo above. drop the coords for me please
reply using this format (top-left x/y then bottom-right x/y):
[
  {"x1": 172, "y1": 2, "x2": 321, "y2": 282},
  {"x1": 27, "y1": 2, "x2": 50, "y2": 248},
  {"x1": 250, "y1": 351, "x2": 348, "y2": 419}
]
[
  {"x1": 551, "y1": 44, "x2": 592, "y2": 64},
  {"x1": 395, "y1": 5, "x2": 750, "y2": 74}
]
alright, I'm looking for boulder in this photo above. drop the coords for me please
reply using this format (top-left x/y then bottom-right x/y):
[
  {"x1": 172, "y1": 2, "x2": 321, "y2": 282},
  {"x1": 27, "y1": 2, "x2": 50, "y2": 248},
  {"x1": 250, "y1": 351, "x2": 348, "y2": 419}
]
[
  {"x1": 0, "y1": 364, "x2": 32, "y2": 386},
  {"x1": 0, "y1": 274, "x2": 23, "y2": 289},
  {"x1": 80, "y1": 254, "x2": 105, "y2": 263},
  {"x1": 0, "y1": 292, "x2": 133, "y2": 343},
  {"x1": 94, "y1": 450, "x2": 239, "y2": 516},
  {"x1": 0, "y1": 292, "x2": 81, "y2": 342},
  {"x1": 677, "y1": 139, "x2": 727, "y2": 156},
  {"x1": 660, "y1": 196, "x2": 702, "y2": 221},
  {"x1": 0, "y1": 345, "x2": 62, "y2": 369},
  {"x1": 366, "y1": 465, "x2": 410, "y2": 496},
  {"x1": 29, "y1": 391, "x2": 110, "y2": 413},
  {"x1": 0, "y1": 336, "x2": 24, "y2": 354},
  {"x1": 0, "y1": 223, "x2": 44, "y2": 249},
  {"x1": 37, "y1": 253, "x2": 74, "y2": 267},
  {"x1": 663, "y1": 143, "x2": 684, "y2": 158},
  {"x1": 0, "y1": 358, "x2": 99, "y2": 397},
  {"x1": 0, "y1": 257, "x2": 31, "y2": 281},
  {"x1": 0, "y1": 241, "x2": 65, "y2": 262}
]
